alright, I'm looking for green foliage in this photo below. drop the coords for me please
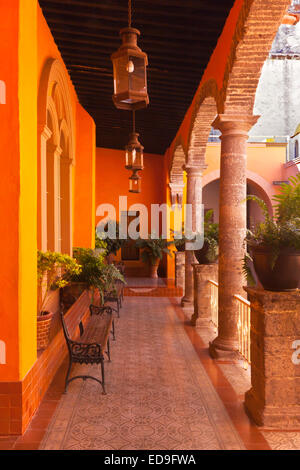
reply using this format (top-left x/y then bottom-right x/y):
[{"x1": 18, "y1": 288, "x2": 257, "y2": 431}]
[
  {"x1": 273, "y1": 174, "x2": 300, "y2": 222},
  {"x1": 37, "y1": 251, "x2": 82, "y2": 313},
  {"x1": 203, "y1": 209, "x2": 219, "y2": 243},
  {"x1": 97, "y1": 221, "x2": 126, "y2": 256},
  {"x1": 171, "y1": 211, "x2": 219, "y2": 255},
  {"x1": 170, "y1": 224, "x2": 187, "y2": 251},
  {"x1": 242, "y1": 251, "x2": 256, "y2": 287},
  {"x1": 95, "y1": 229, "x2": 108, "y2": 252},
  {"x1": 198, "y1": 210, "x2": 219, "y2": 261},
  {"x1": 72, "y1": 247, "x2": 125, "y2": 302},
  {"x1": 245, "y1": 174, "x2": 300, "y2": 272},
  {"x1": 136, "y1": 236, "x2": 174, "y2": 265}
]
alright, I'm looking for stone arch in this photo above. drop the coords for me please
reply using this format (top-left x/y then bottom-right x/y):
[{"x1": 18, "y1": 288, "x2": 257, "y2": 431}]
[
  {"x1": 221, "y1": 0, "x2": 291, "y2": 114},
  {"x1": 38, "y1": 58, "x2": 75, "y2": 253},
  {"x1": 38, "y1": 58, "x2": 75, "y2": 163},
  {"x1": 202, "y1": 168, "x2": 274, "y2": 216},
  {"x1": 169, "y1": 144, "x2": 186, "y2": 206},
  {"x1": 187, "y1": 82, "x2": 219, "y2": 165}
]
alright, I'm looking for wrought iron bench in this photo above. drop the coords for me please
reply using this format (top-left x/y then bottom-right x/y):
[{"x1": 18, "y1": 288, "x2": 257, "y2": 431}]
[
  {"x1": 104, "y1": 281, "x2": 124, "y2": 317},
  {"x1": 60, "y1": 304, "x2": 115, "y2": 395}
]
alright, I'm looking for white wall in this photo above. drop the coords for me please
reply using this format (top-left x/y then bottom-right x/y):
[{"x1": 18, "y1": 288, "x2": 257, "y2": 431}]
[{"x1": 250, "y1": 22, "x2": 300, "y2": 161}]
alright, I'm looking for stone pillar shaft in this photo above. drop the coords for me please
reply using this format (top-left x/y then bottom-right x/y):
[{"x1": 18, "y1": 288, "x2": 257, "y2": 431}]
[
  {"x1": 191, "y1": 263, "x2": 218, "y2": 327},
  {"x1": 181, "y1": 164, "x2": 205, "y2": 309},
  {"x1": 244, "y1": 287, "x2": 300, "y2": 428},
  {"x1": 175, "y1": 251, "x2": 185, "y2": 289},
  {"x1": 209, "y1": 114, "x2": 259, "y2": 357}
]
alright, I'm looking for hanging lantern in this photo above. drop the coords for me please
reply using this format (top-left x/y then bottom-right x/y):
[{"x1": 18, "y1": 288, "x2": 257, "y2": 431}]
[
  {"x1": 111, "y1": 0, "x2": 149, "y2": 110},
  {"x1": 129, "y1": 169, "x2": 141, "y2": 193},
  {"x1": 125, "y1": 131, "x2": 144, "y2": 171}
]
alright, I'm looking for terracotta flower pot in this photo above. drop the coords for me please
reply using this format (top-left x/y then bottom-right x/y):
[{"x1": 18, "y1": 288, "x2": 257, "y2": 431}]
[
  {"x1": 251, "y1": 245, "x2": 300, "y2": 291},
  {"x1": 149, "y1": 259, "x2": 160, "y2": 278},
  {"x1": 61, "y1": 282, "x2": 87, "y2": 311},
  {"x1": 106, "y1": 253, "x2": 115, "y2": 264},
  {"x1": 176, "y1": 243, "x2": 185, "y2": 252},
  {"x1": 37, "y1": 311, "x2": 54, "y2": 351},
  {"x1": 194, "y1": 241, "x2": 218, "y2": 264}
]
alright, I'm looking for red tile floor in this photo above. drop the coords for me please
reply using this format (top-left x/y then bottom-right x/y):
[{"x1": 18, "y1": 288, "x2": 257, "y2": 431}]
[{"x1": 1, "y1": 293, "x2": 299, "y2": 450}]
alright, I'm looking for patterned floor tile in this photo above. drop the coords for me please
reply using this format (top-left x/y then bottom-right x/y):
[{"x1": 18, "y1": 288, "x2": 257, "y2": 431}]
[{"x1": 40, "y1": 297, "x2": 245, "y2": 450}]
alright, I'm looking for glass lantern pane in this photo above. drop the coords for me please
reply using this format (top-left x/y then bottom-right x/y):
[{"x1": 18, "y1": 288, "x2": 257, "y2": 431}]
[
  {"x1": 129, "y1": 176, "x2": 141, "y2": 193},
  {"x1": 128, "y1": 56, "x2": 146, "y2": 95},
  {"x1": 113, "y1": 55, "x2": 129, "y2": 95}
]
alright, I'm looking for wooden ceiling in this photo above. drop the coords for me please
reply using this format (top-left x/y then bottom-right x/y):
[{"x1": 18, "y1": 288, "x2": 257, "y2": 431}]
[{"x1": 39, "y1": 0, "x2": 235, "y2": 155}]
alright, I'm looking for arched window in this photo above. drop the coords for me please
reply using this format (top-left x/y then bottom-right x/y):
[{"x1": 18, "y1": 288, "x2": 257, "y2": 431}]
[{"x1": 38, "y1": 59, "x2": 74, "y2": 255}]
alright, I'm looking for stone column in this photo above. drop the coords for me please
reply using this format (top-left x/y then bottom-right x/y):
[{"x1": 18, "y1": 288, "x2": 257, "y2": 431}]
[
  {"x1": 191, "y1": 263, "x2": 218, "y2": 327},
  {"x1": 244, "y1": 287, "x2": 300, "y2": 428},
  {"x1": 209, "y1": 114, "x2": 259, "y2": 358},
  {"x1": 181, "y1": 164, "x2": 205, "y2": 310},
  {"x1": 175, "y1": 251, "x2": 185, "y2": 289}
]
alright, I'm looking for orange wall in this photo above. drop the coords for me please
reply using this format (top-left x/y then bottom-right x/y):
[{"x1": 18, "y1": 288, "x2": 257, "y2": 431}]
[
  {"x1": 0, "y1": 2, "x2": 96, "y2": 384},
  {"x1": 37, "y1": 4, "x2": 95, "y2": 250},
  {"x1": 37, "y1": 4, "x2": 77, "y2": 112},
  {"x1": 0, "y1": 0, "x2": 21, "y2": 381},
  {"x1": 95, "y1": 147, "x2": 165, "y2": 272},
  {"x1": 96, "y1": 147, "x2": 165, "y2": 224},
  {"x1": 74, "y1": 103, "x2": 96, "y2": 248}
]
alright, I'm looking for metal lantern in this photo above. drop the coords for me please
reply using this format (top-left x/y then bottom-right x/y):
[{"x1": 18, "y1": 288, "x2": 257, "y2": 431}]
[
  {"x1": 129, "y1": 169, "x2": 142, "y2": 193},
  {"x1": 111, "y1": 0, "x2": 149, "y2": 111},
  {"x1": 125, "y1": 131, "x2": 144, "y2": 170}
]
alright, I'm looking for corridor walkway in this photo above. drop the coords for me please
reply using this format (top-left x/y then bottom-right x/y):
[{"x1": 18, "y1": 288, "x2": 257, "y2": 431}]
[
  {"x1": 40, "y1": 297, "x2": 245, "y2": 450},
  {"x1": 2, "y1": 295, "x2": 299, "y2": 450}
]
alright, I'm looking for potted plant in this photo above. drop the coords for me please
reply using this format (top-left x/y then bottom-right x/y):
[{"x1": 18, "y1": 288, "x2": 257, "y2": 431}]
[
  {"x1": 94, "y1": 229, "x2": 107, "y2": 257},
  {"x1": 243, "y1": 174, "x2": 300, "y2": 291},
  {"x1": 69, "y1": 247, "x2": 125, "y2": 304},
  {"x1": 194, "y1": 210, "x2": 219, "y2": 264},
  {"x1": 136, "y1": 236, "x2": 173, "y2": 278},
  {"x1": 98, "y1": 221, "x2": 126, "y2": 264},
  {"x1": 37, "y1": 251, "x2": 81, "y2": 350},
  {"x1": 171, "y1": 225, "x2": 186, "y2": 252}
]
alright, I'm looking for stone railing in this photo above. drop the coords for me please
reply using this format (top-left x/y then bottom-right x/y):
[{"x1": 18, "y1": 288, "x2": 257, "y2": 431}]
[
  {"x1": 235, "y1": 294, "x2": 251, "y2": 366},
  {"x1": 208, "y1": 279, "x2": 218, "y2": 331}
]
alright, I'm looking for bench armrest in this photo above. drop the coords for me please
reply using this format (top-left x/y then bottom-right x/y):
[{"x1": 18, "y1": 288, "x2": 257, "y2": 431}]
[
  {"x1": 68, "y1": 339, "x2": 102, "y2": 358},
  {"x1": 89, "y1": 305, "x2": 113, "y2": 316}
]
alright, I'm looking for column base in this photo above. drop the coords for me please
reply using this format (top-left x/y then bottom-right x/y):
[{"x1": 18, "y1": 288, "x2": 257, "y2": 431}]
[
  {"x1": 191, "y1": 313, "x2": 211, "y2": 327},
  {"x1": 209, "y1": 336, "x2": 239, "y2": 360},
  {"x1": 181, "y1": 296, "x2": 193, "y2": 310},
  {"x1": 245, "y1": 388, "x2": 300, "y2": 429}
]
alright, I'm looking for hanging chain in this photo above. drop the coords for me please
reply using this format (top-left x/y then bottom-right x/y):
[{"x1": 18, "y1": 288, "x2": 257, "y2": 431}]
[
  {"x1": 128, "y1": 0, "x2": 132, "y2": 27},
  {"x1": 132, "y1": 110, "x2": 135, "y2": 133}
]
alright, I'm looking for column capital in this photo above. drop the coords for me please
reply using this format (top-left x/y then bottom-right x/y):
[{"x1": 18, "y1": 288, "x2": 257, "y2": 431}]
[
  {"x1": 169, "y1": 182, "x2": 185, "y2": 191},
  {"x1": 212, "y1": 114, "x2": 260, "y2": 136},
  {"x1": 40, "y1": 124, "x2": 52, "y2": 141},
  {"x1": 183, "y1": 163, "x2": 207, "y2": 176},
  {"x1": 169, "y1": 182, "x2": 184, "y2": 207},
  {"x1": 61, "y1": 155, "x2": 73, "y2": 166},
  {"x1": 47, "y1": 144, "x2": 62, "y2": 157}
]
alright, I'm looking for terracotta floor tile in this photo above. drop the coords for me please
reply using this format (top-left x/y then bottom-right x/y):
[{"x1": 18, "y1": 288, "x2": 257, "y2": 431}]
[
  {"x1": 3, "y1": 293, "x2": 299, "y2": 451},
  {"x1": 39, "y1": 297, "x2": 245, "y2": 450}
]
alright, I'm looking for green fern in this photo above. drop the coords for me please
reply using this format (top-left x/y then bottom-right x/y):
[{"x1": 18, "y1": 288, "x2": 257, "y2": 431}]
[{"x1": 242, "y1": 252, "x2": 256, "y2": 286}]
